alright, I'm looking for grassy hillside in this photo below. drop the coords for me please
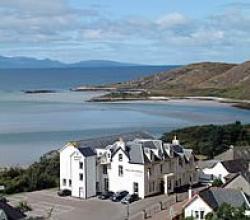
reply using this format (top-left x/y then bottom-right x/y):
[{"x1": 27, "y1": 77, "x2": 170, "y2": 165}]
[
  {"x1": 161, "y1": 121, "x2": 250, "y2": 159},
  {"x1": 106, "y1": 61, "x2": 250, "y2": 100}
]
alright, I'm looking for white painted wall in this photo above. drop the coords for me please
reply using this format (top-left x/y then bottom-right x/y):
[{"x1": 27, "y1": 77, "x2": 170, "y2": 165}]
[
  {"x1": 71, "y1": 151, "x2": 86, "y2": 198},
  {"x1": 185, "y1": 196, "x2": 213, "y2": 220},
  {"x1": 108, "y1": 149, "x2": 145, "y2": 198},
  {"x1": 60, "y1": 145, "x2": 96, "y2": 199},
  {"x1": 60, "y1": 144, "x2": 76, "y2": 191},
  {"x1": 203, "y1": 162, "x2": 229, "y2": 183}
]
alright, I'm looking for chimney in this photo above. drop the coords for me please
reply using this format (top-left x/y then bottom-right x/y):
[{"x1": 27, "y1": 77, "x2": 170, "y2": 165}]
[
  {"x1": 117, "y1": 137, "x2": 126, "y2": 151},
  {"x1": 172, "y1": 135, "x2": 180, "y2": 145},
  {"x1": 188, "y1": 186, "x2": 192, "y2": 200}
]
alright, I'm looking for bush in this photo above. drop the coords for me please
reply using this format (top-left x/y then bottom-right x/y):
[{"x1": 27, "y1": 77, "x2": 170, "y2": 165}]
[
  {"x1": 16, "y1": 201, "x2": 32, "y2": 213},
  {"x1": 0, "y1": 151, "x2": 59, "y2": 195},
  {"x1": 212, "y1": 179, "x2": 223, "y2": 187}
]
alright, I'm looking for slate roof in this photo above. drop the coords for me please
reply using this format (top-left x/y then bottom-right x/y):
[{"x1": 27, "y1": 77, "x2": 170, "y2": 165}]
[
  {"x1": 75, "y1": 132, "x2": 153, "y2": 150},
  {"x1": 215, "y1": 146, "x2": 250, "y2": 161},
  {"x1": 78, "y1": 147, "x2": 96, "y2": 157},
  {"x1": 0, "y1": 201, "x2": 26, "y2": 220},
  {"x1": 128, "y1": 143, "x2": 151, "y2": 164},
  {"x1": 198, "y1": 159, "x2": 219, "y2": 169},
  {"x1": 141, "y1": 141, "x2": 158, "y2": 149},
  {"x1": 199, "y1": 188, "x2": 250, "y2": 210},
  {"x1": 221, "y1": 159, "x2": 249, "y2": 174}
]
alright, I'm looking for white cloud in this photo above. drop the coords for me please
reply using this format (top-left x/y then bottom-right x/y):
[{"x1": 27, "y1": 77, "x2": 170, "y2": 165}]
[
  {"x1": 0, "y1": 1, "x2": 250, "y2": 64},
  {"x1": 156, "y1": 12, "x2": 188, "y2": 29}
]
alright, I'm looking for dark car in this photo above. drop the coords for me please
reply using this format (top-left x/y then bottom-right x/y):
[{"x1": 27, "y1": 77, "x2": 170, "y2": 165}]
[
  {"x1": 121, "y1": 194, "x2": 139, "y2": 204},
  {"x1": 57, "y1": 189, "x2": 71, "y2": 197},
  {"x1": 111, "y1": 191, "x2": 129, "y2": 202},
  {"x1": 98, "y1": 191, "x2": 114, "y2": 200}
]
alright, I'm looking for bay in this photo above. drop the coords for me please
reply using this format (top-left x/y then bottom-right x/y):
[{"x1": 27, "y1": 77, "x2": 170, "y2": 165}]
[{"x1": 0, "y1": 66, "x2": 250, "y2": 166}]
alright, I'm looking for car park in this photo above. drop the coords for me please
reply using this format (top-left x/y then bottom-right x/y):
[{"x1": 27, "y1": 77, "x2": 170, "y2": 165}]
[
  {"x1": 121, "y1": 194, "x2": 139, "y2": 204},
  {"x1": 98, "y1": 191, "x2": 114, "y2": 200},
  {"x1": 57, "y1": 189, "x2": 71, "y2": 197},
  {"x1": 111, "y1": 191, "x2": 128, "y2": 202}
]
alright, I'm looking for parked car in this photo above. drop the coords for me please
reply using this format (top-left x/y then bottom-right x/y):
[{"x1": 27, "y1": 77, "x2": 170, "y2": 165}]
[
  {"x1": 111, "y1": 191, "x2": 129, "y2": 202},
  {"x1": 98, "y1": 191, "x2": 114, "y2": 200},
  {"x1": 57, "y1": 189, "x2": 71, "y2": 197},
  {"x1": 121, "y1": 194, "x2": 139, "y2": 204}
]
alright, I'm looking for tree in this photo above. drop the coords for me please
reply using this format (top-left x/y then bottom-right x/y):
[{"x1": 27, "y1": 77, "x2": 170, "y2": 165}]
[
  {"x1": 212, "y1": 179, "x2": 223, "y2": 187},
  {"x1": 205, "y1": 203, "x2": 250, "y2": 220},
  {"x1": 161, "y1": 122, "x2": 250, "y2": 158}
]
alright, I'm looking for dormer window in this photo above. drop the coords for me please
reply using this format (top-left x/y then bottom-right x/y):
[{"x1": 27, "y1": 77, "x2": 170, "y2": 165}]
[{"x1": 119, "y1": 153, "x2": 123, "y2": 161}]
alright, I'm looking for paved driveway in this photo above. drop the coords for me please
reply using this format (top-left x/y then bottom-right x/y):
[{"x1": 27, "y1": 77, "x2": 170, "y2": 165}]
[
  {"x1": 6, "y1": 189, "x2": 179, "y2": 220},
  {"x1": 7, "y1": 189, "x2": 126, "y2": 220}
]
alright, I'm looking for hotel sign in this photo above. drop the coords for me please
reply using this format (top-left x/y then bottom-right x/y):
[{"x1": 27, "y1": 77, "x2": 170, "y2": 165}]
[
  {"x1": 74, "y1": 155, "x2": 81, "y2": 160},
  {"x1": 125, "y1": 169, "x2": 143, "y2": 174}
]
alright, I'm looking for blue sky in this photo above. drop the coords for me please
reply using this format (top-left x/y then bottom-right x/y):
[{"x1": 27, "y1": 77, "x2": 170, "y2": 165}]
[{"x1": 0, "y1": 0, "x2": 250, "y2": 64}]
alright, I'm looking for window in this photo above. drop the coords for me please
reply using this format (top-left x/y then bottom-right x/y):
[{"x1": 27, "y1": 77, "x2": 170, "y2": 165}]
[
  {"x1": 179, "y1": 158, "x2": 183, "y2": 167},
  {"x1": 63, "y1": 179, "x2": 66, "y2": 186},
  {"x1": 118, "y1": 153, "x2": 123, "y2": 161},
  {"x1": 168, "y1": 180, "x2": 172, "y2": 190},
  {"x1": 79, "y1": 162, "x2": 83, "y2": 169},
  {"x1": 118, "y1": 165, "x2": 123, "y2": 176},
  {"x1": 195, "y1": 211, "x2": 199, "y2": 219},
  {"x1": 152, "y1": 181, "x2": 155, "y2": 191},
  {"x1": 96, "y1": 182, "x2": 99, "y2": 191},
  {"x1": 69, "y1": 179, "x2": 72, "y2": 187},
  {"x1": 133, "y1": 182, "x2": 139, "y2": 194},
  {"x1": 104, "y1": 178, "x2": 109, "y2": 191},
  {"x1": 200, "y1": 211, "x2": 205, "y2": 219},
  {"x1": 79, "y1": 173, "x2": 83, "y2": 181},
  {"x1": 107, "y1": 153, "x2": 111, "y2": 158},
  {"x1": 103, "y1": 165, "x2": 107, "y2": 174},
  {"x1": 160, "y1": 164, "x2": 163, "y2": 173},
  {"x1": 148, "y1": 168, "x2": 152, "y2": 177}
]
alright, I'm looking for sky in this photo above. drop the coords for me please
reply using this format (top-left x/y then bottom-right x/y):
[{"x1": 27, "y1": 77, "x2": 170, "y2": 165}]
[{"x1": 0, "y1": 0, "x2": 250, "y2": 65}]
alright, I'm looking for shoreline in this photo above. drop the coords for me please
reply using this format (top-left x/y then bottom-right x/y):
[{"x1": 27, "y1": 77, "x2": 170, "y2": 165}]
[{"x1": 88, "y1": 95, "x2": 250, "y2": 110}]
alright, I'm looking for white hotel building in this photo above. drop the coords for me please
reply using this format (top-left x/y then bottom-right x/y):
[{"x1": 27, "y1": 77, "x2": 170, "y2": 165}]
[{"x1": 60, "y1": 132, "x2": 198, "y2": 199}]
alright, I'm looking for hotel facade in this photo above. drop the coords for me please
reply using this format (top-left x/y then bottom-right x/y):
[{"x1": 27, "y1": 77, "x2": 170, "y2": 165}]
[{"x1": 60, "y1": 132, "x2": 198, "y2": 199}]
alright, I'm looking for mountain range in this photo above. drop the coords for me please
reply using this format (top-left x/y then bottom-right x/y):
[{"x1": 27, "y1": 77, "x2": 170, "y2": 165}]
[
  {"x1": 0, "y1": 56, "x2": 139, "y2": 69},
  {"x1": 108, "y1": 61, "x2": 250, "y2": 100}
]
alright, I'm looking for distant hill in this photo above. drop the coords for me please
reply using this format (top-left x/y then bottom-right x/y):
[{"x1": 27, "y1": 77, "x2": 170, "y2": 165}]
[
  {"x1": 70, "y1": 60, "x2": 139, "y2": 68},
  {"x1": 0, "y1": 56, "x2": 64, "y2": 69},
  {"x1": 108, "y1": 61, "x2": 250, "y2": 100},
  {"x1": 0, "y1": 56, "x2": 140, "y2": 69}
]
